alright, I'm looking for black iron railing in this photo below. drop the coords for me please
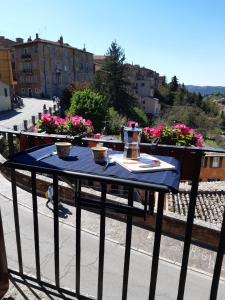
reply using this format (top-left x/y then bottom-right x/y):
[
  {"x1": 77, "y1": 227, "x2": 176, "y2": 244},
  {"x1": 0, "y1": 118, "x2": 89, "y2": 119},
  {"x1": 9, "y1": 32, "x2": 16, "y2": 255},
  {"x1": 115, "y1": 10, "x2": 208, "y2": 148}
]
[{"x1": 0, "y1": 130, "x2": 225, "y2": 299}]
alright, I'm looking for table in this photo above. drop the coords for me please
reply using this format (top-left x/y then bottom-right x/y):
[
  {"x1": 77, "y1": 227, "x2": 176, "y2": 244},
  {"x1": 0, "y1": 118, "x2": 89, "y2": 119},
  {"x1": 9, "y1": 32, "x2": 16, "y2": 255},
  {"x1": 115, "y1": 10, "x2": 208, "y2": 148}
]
[
  {"x1": 3, "y1": 144, "x2": 181, "y2": 299},
  {"x1": 5, "y1": 144, "x2": 180, "y2": 192}
]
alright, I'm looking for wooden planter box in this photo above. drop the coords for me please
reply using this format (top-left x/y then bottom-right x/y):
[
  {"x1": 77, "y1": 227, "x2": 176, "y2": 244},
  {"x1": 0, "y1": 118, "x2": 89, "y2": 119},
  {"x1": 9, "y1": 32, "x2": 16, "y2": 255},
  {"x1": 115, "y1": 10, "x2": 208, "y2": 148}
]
[
  {"x1": 139, "y1": 143, "x2": 202, "y2": 181},
  {"x1": 18, "y1": 132, "x2": 87, "y2": 152}
]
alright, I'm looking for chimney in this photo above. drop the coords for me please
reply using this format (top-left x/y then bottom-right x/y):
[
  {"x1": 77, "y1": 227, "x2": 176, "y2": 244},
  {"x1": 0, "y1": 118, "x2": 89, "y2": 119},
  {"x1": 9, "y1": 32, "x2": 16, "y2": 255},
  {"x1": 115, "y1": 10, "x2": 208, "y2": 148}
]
[
  {"x1": 16, "y1": 38, "x2": 24, "y2": 43},
  {"x1": 58, "y1": 36, "x2": 63, "y2": 45},
  {"x1": 27, "y1": 36, "x2": 32, "y2": 42},
  {"x1": 36, "y1": 33, "x2": 39, "y2": 40},
  {"x1": 0, "y1": 36, "x2": 5, "y2": 39}
]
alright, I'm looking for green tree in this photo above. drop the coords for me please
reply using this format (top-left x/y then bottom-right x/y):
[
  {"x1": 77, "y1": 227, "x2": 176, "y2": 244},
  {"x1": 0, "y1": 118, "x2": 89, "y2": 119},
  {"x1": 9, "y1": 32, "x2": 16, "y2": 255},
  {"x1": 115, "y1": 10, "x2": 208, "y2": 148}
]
[
  {"x1": 105, "y1": 107, "x2": 127, "y2": 135},
  {"x1": 169, "y1": 76, "x2": 179, "y2": 92},
  {"x1": 93, "y1": 41, "x2": 136, "y2": 115},
  {"x1": 68, "y1": 89, "x2": 108, "y2": 132},
  {"x1": 158, "y1": 105, "x2": 222, "y2": 136},
  {"x1": 129, "y1": 106, "x2": 148, "y2": 127}
]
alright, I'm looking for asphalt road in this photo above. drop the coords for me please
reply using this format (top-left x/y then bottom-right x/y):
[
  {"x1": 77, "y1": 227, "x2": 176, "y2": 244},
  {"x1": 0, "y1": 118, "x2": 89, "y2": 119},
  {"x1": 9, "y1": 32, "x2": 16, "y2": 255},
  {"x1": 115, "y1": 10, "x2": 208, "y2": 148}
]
[{"x1": 0, "y1": 97, "x2": 53, "y2": 130}]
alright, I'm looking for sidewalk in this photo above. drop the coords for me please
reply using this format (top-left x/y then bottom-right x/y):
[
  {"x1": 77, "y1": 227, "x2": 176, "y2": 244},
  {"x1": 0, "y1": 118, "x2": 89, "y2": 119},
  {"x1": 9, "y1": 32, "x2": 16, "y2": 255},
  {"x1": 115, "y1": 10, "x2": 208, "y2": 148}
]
[{"x1": 1, "y1": 172, "x2": 225, "y2": 299}]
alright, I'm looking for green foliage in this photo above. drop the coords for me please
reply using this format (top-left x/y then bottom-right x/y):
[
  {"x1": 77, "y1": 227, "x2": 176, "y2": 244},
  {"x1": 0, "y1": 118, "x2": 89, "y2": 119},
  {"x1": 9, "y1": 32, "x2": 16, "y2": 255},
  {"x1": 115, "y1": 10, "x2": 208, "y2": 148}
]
[
  {"x1": 92, "y1": 41, "x2": 136, "y2": 116},
  {"x1": 105, "y1": 107, "x2": 127, "y2": 135},
  {"x1": 129, "y1": 106, "x2": 148, "y2": 127},
  {"x1": 169, "y1": 76, "x2": 179, "y2": 92},
  {"x1": 201, "y1": 98, "x2": 220, "y2": 116},
  {"x1": 158, "y1": 105, "x2": 222, "y2": 136},
  {"x1": 68, "y1": 89, "x2": 108, "y2": 132}
]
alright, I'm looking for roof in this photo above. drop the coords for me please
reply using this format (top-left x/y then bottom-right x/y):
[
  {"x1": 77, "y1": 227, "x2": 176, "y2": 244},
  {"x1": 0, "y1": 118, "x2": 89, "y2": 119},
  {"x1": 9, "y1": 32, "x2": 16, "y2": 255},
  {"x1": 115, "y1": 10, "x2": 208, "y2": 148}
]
[
  {"x1": 168, "y1": 191, "x2": 225, "y2": 226},
  {"x1": 14, "y1": 38, "x2": 93, "y2": 55}
]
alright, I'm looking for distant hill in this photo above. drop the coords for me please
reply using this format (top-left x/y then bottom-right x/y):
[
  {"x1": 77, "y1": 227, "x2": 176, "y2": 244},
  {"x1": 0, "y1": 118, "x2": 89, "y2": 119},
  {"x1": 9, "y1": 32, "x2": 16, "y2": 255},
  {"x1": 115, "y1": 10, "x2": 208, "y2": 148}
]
[{"x1": 185, "y1": 85, "x2": 225, "y2": 96}]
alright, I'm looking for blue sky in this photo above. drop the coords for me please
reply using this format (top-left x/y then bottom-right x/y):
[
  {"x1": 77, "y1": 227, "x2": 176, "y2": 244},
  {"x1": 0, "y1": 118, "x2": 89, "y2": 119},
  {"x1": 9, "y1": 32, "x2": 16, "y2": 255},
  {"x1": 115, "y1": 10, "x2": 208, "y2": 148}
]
[{"x1": 1, "y1": 0, "x2": 225, "y2": 86}]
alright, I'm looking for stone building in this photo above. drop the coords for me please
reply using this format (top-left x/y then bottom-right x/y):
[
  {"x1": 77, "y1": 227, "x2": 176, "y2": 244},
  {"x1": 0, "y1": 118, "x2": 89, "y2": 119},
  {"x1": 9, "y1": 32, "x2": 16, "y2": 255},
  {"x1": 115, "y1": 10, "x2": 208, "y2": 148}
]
[
  {"x1": 126, "y1": 64, "x2": 161, "y2": 117},
  {"x1": 13, "y1": 34, "x2": 94, "y2": 98},
  {"x1": 93, "y1": 55, "x2": 162, "y2": 117},
  {"x1": 0, "y1": 49, "x2": 14, "y2": 111}
]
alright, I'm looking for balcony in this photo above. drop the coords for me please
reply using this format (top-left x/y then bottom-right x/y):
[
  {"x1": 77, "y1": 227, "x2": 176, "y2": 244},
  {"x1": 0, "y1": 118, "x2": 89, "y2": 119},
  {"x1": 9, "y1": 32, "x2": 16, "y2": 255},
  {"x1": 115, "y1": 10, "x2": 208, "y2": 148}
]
[{"x1": 0, "y1": 130, "x2": 225, "y2": 299}]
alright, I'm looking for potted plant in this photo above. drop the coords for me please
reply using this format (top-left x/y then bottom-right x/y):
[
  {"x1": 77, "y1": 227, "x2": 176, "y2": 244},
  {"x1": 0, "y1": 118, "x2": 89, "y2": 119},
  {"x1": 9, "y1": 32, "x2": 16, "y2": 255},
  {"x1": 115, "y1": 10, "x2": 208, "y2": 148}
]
[
  {"x1": 19, "y1": 114, "x2": 94, "y2": 151},
  {"x1": 140, "y1": 123, "x2": 205, "y2": 181}
]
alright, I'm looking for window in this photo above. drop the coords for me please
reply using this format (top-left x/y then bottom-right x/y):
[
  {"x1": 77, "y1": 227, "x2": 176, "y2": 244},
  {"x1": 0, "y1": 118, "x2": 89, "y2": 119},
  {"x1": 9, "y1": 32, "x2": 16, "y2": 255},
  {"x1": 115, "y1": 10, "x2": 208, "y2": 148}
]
[
  {"x1": 4, "y1": 88, "x2": 8, "y2": 97},
  {"x1": 56, "y1": 73, "x2": 61, "y2": 84},
  {"x1": 201, "y1": 157, "x2": 208, "y2": 168},
  {"x1": 210, "y1": 157, "x2": 223, "y2": 168},
  {"x1": 21, "y1": 88, "x2": 25, "y2": 93},
  {"x1": 35, "y1": 88, "x2": 39, "y2": 93},
  {"x1": 142, "y1": 100, "x2": 145, "y2": 104},
  {"x1": 141, "y1": 82, "x2": 145, "y2": 87}
]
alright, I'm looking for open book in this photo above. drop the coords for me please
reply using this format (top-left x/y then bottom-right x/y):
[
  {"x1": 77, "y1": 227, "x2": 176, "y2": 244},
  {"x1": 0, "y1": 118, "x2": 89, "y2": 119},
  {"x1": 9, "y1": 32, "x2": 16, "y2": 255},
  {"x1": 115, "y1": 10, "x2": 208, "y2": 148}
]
[{"x1": 109, "y1": 153, "x2": 175, "y2": 173}]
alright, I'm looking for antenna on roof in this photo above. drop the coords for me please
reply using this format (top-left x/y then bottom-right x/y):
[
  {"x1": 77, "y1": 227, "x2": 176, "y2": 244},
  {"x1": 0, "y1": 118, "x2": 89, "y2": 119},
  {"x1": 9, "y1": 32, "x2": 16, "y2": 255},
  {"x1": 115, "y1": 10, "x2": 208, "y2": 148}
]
[{"x1": 83, "y1": 43, "x2": 86, "y2": 52}]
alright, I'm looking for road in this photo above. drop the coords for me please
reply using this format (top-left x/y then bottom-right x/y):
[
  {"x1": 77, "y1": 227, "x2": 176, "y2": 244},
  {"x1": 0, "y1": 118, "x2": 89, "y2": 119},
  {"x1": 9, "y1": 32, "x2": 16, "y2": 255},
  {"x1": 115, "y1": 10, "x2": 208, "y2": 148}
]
[{"x1": 0, "y1": 97, "x2": 53, "y2": 130}]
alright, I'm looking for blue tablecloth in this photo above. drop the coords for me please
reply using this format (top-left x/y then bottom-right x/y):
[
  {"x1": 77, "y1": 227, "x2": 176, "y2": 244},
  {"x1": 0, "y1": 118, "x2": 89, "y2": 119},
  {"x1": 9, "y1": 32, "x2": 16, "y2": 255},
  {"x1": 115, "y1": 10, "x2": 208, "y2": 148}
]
[{"x1": 7, "y1": 144, "x2": 181, "y2": 192}]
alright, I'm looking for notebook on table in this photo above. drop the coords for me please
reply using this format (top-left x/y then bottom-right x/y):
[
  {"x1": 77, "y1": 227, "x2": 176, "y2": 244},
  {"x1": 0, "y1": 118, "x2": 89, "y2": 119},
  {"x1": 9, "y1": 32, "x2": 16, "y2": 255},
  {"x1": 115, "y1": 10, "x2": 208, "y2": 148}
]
[{"x1": 109, "y1": 153, "x2": 176, "y2": 173}]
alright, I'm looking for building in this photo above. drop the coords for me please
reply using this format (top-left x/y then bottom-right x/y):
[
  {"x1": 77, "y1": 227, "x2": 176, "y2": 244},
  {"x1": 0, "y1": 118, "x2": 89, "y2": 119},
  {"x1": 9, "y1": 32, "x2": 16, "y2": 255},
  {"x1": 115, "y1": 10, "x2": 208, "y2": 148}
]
[
  {"x1": 94, "y1": 55, "x2": 106, "y2": 72},
  {"x1": 13, "y1": 34, "x2": 94, "y2": 98},
  {"x1": 200, "y1": 152, "x2": 225, "y2": 182},
  {"x1": 93, "y1": 56, "x2": 162, "y2": 117},
  {"x1": 126, "y1": 64, "x2": 161, "y2": 117},
  {"x1": 0, "y1": 36, "x2": 22, "y2": 49},
  {"x1": 0, "y1": 49, "x2": 14, "y2": 111},
  {"x1": 159, "y1": 75, "x2": 166, "y2": 86}
]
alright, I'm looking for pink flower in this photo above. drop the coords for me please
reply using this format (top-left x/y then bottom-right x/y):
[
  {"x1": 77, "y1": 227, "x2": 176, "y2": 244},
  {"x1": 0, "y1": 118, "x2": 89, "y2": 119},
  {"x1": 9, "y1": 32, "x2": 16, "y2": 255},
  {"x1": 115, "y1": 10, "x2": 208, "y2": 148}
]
[
  {"x1": 153, "y1": 125, "x2": 165, "y2": 138},
  {"x1": 196, "y1": 133, "x2": 205, "y2": 147},
  {"x1": 143, "y1": 127, "x2": 155, "y2": 135},
  {"x1": 173, "y1": 124, "x2": 195, "y2": 135},
  {"x1": 42, "y1": 114, "x2": 51, "y2": 124}
]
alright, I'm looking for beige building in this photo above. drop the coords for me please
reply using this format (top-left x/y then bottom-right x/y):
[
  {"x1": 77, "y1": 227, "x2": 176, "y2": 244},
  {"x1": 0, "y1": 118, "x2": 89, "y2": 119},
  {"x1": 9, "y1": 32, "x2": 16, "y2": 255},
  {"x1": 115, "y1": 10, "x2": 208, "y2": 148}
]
[
  {"x1": 14, "y1": 34, "x2": 94, "y2": 98},
  {"x1": 93, "y1": 56, "x2": 162, "y2": 117},
  {"x1": 0, "y1": 49, "x2": 14, "y2": 111},
  {"x1": 0, "y1": 80, "x2": 11, "y2": 111},
  {"x1": 126, "y1": 64, "x2": 161, "y2": 117}
]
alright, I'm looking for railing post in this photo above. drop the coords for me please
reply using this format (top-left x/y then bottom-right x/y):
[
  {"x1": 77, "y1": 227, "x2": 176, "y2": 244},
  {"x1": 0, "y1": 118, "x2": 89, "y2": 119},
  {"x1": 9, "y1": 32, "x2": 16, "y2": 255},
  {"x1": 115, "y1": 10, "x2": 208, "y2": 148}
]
[
  {"x1": 23, "y1": 120, "x2": 28, "y2": 131},
  {"x1": 38, "y1": 112, "x2": 42, "y2": 120},
  {"x1": 49, "y1": 107, "x2": 52, "y2": 115},
  {"x1": 31, "y1": 116, "x2": 36, "y2": 126},
  {"x1": 13, "y1": 125, "x2": 18, "y2": 131},
  {"x1": 0, "y1": 209, "x2": 9, "y2": 298}
]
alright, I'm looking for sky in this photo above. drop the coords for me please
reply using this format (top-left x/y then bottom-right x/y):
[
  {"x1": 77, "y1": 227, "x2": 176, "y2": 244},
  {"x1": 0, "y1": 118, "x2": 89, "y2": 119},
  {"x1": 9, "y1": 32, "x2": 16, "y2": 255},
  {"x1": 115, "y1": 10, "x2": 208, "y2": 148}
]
[{"x1": 1, "y1": 0, "x2": 225, "y2": 86}]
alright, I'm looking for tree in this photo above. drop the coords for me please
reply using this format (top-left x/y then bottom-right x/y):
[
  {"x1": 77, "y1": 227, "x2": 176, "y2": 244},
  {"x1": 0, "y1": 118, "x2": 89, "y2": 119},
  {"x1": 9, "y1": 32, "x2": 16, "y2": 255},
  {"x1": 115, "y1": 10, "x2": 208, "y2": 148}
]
[
  {"x1": 158, "y1": 105, "x2": 222, "y2": 136},
  {"x1": 129, "y1": 106, "x2": 148, "y2": 127},
  {"x1": 169, "y1": 76, "x2": 179, "y2": 92},
  {"x1": 105, "y1": 107, "x2": 127, "y2": 135},
  {"x1": 92, "y1": 41, "x2": 136, "y2": 115},
  {"x1": 68, "y1": 89, "x2": 108, "y2": 132}
]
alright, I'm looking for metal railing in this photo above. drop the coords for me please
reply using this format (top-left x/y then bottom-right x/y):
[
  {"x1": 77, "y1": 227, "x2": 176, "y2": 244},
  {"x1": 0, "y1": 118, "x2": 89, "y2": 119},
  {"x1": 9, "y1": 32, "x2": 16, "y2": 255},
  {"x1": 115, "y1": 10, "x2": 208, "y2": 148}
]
[{"x1": 0, "y1": 130, "x2": 225, "y2": 299}]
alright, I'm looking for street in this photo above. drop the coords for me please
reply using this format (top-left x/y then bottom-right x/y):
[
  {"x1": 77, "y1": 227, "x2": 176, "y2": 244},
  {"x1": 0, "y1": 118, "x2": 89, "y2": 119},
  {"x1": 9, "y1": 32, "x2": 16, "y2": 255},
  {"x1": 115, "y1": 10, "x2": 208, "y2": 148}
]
[{"x1": 0, "y1": 97, "x2": 53, "y2": 130}]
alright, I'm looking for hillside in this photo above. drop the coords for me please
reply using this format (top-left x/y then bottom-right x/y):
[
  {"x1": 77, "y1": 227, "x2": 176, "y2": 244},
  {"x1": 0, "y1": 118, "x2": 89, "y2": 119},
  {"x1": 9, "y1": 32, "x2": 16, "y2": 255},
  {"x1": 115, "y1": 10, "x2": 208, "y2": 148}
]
[{"x1": 185, "y1": 85, "x2": 225, "y2": 96}]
